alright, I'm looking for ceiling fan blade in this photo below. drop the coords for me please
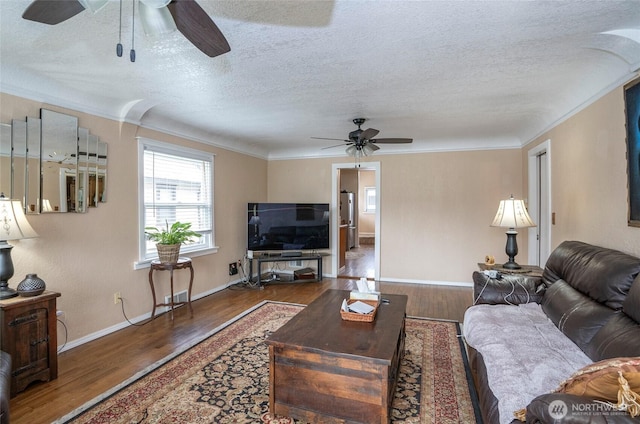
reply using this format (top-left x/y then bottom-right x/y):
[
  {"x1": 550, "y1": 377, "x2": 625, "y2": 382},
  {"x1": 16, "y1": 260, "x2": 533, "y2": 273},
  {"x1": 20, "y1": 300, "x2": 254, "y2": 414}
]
[
  {"x1": 321, "y1": 143, "x2": 352, "y2": 150},
  {"x1": 367, "y1": 143, "x2": 381, "y2": 151},
  {"x1": 370, "y1": 138, "x2": 413, "y2": 144},
  {"x1": 22, "y1": 0, "x2": 85, "y2": 25},
  {"x1": 311, "y1": 137, "x2": 349, "y2": 142},
  {"x1": 359, "y1": 128, "x2": 379, "y2": 141},
  {"x1": 167, "y1": 0, "x2": 230, "y2": 57}
]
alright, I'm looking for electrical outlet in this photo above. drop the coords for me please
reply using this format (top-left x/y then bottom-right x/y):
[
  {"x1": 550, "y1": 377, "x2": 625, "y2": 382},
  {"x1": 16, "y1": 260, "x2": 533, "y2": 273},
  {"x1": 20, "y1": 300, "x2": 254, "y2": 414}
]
[
  {"x1": 113, "y1": 292, "x2": 121, "y2": 304},
  {"x1": 229, "y1": 262, "x2": 238, "y2": 276}
]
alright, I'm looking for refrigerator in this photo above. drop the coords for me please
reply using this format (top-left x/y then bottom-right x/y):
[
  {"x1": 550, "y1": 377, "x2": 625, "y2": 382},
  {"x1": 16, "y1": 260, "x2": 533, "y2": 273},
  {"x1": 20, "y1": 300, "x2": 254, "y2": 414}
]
[{"x1": 340, "y1": 192, "x2": 356, "y2": 249}]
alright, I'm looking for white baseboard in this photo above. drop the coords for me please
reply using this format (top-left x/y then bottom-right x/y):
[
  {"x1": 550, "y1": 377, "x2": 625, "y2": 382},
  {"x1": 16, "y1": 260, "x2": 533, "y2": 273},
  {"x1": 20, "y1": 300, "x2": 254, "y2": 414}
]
[{"x1": 56, "y1": 282, "x2": 236, "y2": 353}]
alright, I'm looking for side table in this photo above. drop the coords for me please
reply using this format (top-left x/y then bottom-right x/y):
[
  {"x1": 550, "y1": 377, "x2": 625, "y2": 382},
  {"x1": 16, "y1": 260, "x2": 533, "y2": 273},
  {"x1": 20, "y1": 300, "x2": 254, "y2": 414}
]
[{"x1": 148, "y1": 258, "x2": 194, "y2": 320}]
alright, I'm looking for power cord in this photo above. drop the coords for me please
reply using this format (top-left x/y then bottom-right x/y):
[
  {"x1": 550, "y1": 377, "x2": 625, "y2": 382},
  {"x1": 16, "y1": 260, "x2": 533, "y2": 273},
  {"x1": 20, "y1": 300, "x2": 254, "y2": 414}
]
[
  {"x1": 504, "y1": 278, "x2": 530, "y2": 305},
  {"x1": 119, "y1": 297, "x2": 148, "y2": 327},
  {"x1": 57, "y1": 318, "x2": 68, "y2": 353}
]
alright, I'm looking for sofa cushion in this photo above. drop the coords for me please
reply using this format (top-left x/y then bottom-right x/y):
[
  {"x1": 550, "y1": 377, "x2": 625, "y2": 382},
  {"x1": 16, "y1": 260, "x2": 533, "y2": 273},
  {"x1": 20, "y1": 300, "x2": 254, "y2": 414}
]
[
  {"x1": 554, "y1": 357, "x2": 640, "y2": 406},
  {"x1": 472, "y1": 271, "x2": 545, "y2": 305},
  {"x1": 541, "y1": 279, "x2": 618, "y2": 356},
  {"x1": 542, "y1": 241, "x2": 640, "y2": 310},
  {"x1": 623, "y1": 275, "x2": 640, "y2": 323},
  {"x1": 463, "y1": 302, "x2": 591, "y2": 424},
  {"x1": 586, "y1": 312, "x2": 640, "y2": 361}
]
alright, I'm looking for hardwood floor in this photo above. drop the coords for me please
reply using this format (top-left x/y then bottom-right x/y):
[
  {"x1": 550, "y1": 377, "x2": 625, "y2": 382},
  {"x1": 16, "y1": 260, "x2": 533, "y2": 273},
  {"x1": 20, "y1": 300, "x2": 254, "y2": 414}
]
[
  {"x1": 9, "y1": 278, "x2": 473, "y2": 424},
  {"x1": 339, "y1": 245, "x2": 375, "y2": 279}
]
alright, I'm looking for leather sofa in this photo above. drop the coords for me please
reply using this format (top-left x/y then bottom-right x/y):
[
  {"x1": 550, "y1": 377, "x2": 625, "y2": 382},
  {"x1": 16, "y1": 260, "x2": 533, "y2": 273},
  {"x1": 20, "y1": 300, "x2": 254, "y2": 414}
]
[
  {"x1": 1, "y1": 350, "x2": 10, "y2": 424},
  {"x1": 463, "y1": 241, "x2": 640, "y2": 424}
]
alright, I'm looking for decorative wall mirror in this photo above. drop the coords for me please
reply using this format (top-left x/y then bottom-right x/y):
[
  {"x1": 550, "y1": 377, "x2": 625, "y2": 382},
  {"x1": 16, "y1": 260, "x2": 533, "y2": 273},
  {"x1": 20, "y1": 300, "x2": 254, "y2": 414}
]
[
  {"x1": 97, "y1": 140, "x2": 107, "y2": 203},
  {"x1": 40, "y1": 109, "x2": 78, "y2": 213},
  {"x1": 76, "y1": 127, "x2": 89, "y2": 213},
  {"x1": 11, "y1": 118, "x2": 26, "y2": 205},
  {"x1": 0, "y1": 123, "x2": 11, "y2": 197},
  {"x1": 4, "y1": 110, "x2": 107, "y2": 214},
  {"x1": 26, "y1": 117, "x2": 41, "y2": 214}
]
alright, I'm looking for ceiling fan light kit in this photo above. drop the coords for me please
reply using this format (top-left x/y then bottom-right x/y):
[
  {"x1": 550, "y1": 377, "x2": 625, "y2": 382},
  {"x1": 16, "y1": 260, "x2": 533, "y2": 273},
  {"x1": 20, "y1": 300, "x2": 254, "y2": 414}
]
[
  {"x1": 139, "y1": 1, "x2": 177, "y2": 37},
  {"x1": 140, "y1": 0, "x2": 172, "y2": 8},
  {"x1": 77, "y1": 0, "x2": 108, "y2": 14}
]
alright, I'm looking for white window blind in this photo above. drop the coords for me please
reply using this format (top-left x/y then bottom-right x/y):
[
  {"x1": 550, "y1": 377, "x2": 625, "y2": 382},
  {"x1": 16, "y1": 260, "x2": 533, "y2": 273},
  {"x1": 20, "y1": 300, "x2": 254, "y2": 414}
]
[{"x1": 138, "y1": 138, "x2": 214, "y2": 263}]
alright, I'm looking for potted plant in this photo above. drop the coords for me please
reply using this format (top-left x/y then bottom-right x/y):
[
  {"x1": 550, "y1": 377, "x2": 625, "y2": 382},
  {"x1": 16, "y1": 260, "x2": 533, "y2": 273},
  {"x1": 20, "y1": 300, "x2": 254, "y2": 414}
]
[{"x1": 145, "y1": 221, "x2": 202, "y2": 263}]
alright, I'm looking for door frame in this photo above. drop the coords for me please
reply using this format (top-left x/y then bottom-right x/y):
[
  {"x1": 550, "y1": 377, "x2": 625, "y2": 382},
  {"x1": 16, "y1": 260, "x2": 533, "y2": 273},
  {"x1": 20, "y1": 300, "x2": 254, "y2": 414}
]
[
  {"x1": 331, "y1": 162, "x2": 380, "y2": 280},
  {"x1": 527, "y1": 139, "x2": 552, "y2": 266}
]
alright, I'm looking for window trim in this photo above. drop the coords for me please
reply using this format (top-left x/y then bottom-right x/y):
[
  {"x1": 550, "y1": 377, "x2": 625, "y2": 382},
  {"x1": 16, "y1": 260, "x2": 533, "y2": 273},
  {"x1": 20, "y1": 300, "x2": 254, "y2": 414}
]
[{"x1": 134, "y1": 137, "x2": 218, "y2": 270}]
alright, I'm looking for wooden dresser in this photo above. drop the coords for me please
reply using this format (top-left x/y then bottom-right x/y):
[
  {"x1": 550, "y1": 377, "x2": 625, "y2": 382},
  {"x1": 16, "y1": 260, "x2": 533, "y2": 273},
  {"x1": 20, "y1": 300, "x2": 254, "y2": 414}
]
[{"x1": 0, "y1": 291, "x2": 60, "y2": 396}]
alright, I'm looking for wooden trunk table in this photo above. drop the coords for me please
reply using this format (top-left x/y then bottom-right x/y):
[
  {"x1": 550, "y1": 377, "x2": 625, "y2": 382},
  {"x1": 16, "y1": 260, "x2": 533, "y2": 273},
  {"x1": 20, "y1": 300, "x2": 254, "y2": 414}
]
[{"x1": 266, "y1": 289, "x2": 408, "y2": 423}]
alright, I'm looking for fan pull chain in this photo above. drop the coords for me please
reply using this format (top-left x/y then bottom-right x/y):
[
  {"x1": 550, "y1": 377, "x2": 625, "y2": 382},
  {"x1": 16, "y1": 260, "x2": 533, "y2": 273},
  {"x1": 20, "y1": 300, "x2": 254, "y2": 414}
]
[
  {"x1": 116, "y1": 0, "x2": 123, "y2": 57},
  {"x1": 130, "y1": 0, "x2": 136, "y2": 62}
]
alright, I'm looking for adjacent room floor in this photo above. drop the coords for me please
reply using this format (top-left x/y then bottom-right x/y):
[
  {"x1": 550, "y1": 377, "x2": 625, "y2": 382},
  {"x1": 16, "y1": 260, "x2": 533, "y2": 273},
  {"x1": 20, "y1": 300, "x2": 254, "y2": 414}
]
[{"x1": 340, "y1": 245, "x2": 375, "y2": 279}]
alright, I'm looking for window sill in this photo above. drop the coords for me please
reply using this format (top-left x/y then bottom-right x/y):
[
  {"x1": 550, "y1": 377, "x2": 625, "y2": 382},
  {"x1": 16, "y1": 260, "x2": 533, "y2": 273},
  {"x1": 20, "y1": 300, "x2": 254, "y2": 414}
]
[{"x1": 133, "y1": 246, "x2": 219, "y2": 270}]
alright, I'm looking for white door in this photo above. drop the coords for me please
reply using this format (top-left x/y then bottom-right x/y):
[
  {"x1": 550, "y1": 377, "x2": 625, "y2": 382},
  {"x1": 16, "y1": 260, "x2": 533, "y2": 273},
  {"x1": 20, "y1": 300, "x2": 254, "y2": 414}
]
[{"x1": 528, "y1": 140, "x2": 551, "y2": 267}]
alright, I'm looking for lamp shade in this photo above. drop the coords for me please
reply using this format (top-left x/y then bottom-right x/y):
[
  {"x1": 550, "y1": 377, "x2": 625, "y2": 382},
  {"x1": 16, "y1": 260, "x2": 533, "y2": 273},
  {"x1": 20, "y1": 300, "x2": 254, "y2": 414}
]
[
  {"x1": 490, "y1": 195, "x2": 536, "y2": 229},
  {"x1": 0, "y1": 198, "x2": 38, "y2": 241}
]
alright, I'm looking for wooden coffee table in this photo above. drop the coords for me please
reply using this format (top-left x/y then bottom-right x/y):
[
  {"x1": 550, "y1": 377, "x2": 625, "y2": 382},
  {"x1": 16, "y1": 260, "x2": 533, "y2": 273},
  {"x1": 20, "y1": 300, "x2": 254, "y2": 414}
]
[{"x1": 266, "y1": 289, "x2": 408, "y2": 424}]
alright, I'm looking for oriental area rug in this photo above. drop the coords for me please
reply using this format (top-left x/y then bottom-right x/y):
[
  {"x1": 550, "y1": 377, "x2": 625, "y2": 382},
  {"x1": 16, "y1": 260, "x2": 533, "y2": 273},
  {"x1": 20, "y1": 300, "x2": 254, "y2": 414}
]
[{"x1": 55, "y1": 301, "x2": 481, "y2": 424}]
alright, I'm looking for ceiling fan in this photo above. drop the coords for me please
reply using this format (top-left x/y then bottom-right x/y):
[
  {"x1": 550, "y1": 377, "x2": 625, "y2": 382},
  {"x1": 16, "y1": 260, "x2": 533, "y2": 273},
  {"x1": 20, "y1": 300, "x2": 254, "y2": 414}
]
[
  {"x1": 21, "y1": 0, "x2": 230, "y2": 60},
  {"x1": 312, "y1": 118, "x2": 413, "y2": 159}
]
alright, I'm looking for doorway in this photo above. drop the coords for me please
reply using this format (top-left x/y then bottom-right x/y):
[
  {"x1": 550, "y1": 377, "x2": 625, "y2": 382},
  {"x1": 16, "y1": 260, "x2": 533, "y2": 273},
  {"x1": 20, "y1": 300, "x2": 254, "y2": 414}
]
[
  {"x1": 331, "y1": 162, "x2": 380, "y2": 280},
  {"x1": 528, "y1": 140, "x2": 552, "y2": 266}
]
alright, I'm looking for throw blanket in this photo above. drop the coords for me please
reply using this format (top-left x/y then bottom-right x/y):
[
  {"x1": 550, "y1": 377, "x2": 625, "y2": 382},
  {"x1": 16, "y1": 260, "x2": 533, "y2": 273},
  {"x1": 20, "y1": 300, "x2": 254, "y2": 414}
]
[{"x1": 463, "y1": 302, "x2": 592, "y2": 424}]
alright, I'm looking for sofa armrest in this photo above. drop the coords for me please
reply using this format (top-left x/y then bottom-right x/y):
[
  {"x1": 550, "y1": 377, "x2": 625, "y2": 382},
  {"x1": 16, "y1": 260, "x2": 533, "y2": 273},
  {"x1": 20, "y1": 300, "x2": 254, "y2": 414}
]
[
  {"x1": 1, "y1": 350, "x2": 10, "y2": 424},
  {"x1": 472, "y1": 271, "x2": 546, "y2": 305},
  {"x1": 526, "y1": 393, "x2": 638, "y2": 423}
]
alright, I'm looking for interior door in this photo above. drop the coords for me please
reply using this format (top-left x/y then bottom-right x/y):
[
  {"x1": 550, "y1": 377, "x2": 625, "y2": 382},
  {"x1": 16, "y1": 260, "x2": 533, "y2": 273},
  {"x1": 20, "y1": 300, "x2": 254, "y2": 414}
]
[{"x1": 528, "y1": 141, "x2": 551, "y2": 266}]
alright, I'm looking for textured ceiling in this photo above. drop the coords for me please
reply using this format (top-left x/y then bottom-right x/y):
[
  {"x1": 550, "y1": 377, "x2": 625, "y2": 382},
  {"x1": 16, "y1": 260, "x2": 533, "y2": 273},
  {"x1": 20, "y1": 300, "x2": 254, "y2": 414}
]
[{"x1": 1, "y1": 0, "x2": 640, "y2": 160}]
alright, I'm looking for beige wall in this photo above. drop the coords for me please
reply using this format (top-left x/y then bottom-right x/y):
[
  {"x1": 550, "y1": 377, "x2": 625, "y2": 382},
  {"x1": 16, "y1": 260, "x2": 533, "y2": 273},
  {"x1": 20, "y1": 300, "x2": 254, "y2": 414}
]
[
  {"x1": 268, "y1": 149, "x2": 524, "y2": 283},
  {"x1": 525, "y1": 85, "x2": 640, "y2": 257},
  {"x1": 1, "y1": 93, "x2": 267, "y2": 348}
]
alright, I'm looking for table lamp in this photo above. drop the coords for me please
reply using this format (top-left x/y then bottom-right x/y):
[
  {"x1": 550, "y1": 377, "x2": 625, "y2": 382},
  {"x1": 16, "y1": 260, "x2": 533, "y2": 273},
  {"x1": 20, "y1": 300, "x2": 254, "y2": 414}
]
[
  {"x1": 490, "y1": 195, "x2": 536, "y2": 269},
  {"x1": 0, "y1": 195, "x2": 39, "y2": 299}
]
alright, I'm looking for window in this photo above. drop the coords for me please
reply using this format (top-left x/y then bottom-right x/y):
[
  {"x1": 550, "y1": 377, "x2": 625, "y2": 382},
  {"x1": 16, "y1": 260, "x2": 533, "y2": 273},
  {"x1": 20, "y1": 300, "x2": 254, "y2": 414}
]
[
  {"x1": 137, "y1": 138, "x2": 216, "y2": 267},
  {"x1": 364, "y1": 187, "x2": 376, "y2": 213}
]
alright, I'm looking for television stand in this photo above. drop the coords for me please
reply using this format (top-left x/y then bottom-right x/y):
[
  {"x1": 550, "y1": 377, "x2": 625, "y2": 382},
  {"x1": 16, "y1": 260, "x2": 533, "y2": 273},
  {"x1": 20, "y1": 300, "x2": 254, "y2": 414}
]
[{"x1": 248, "y1": 253, "x2": 324, "y2": 286}]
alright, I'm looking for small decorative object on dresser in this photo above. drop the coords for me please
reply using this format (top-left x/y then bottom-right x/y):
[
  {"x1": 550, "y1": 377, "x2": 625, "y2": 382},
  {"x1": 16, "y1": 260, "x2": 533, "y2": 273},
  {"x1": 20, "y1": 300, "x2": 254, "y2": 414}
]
[{"x1": 17, "y1": 273, "x2": 46, "y2": 297}]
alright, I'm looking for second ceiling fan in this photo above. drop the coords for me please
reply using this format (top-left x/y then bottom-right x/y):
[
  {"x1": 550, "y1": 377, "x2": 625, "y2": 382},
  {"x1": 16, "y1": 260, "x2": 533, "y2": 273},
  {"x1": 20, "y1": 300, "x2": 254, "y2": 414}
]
[
  {"x1": 312, "y1": 118, "x2": 413, "y2": 158},
  {"x1": 22, "y1": 0, "x2": 230, "y2": 60}
]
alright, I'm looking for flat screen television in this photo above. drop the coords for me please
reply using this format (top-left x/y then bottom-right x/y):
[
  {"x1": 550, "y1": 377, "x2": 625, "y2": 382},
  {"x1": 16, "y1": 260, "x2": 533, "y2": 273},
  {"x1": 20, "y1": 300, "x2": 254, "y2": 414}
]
[{"x1": 247, "y1": 203, "x2": 330, "y2": 252}]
